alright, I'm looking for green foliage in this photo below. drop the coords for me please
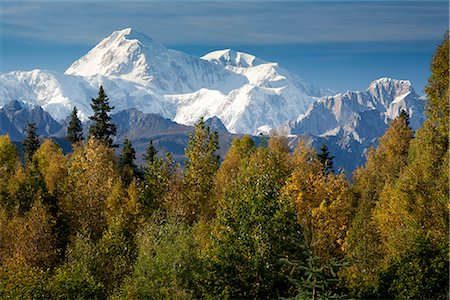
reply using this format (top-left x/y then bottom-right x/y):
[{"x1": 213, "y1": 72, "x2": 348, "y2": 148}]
[
  {"x1": 317, "y1": 144, "x2": 334, "y2": 175},
  {"x1": 378, "y1": 238, "x2": 448, "y2": 299},
  {"x1": 143, "y1": 139, "x2": 157, "y2": 164},
  {"x1": 89, "y1": 86, "x2": 117, "y2": 147},
  {"x1": 203, "y1": 139, "x2": 300, "y2": 299},
  {"x1": 0, "y1": 267, "x2": 49, "y2": 300},
  {"x1": 67, "y1": 106, "x2": 83, "y2": 144},
  {"x1": 142, "y1": 146, "x2": 176, "y2": 213},
  {"x1": 48, "y1": 234, "x2": 105, "y2": 300},
  {"x1": 118, "y1": 138, "x2": 137, "y2": 186},
  {"x1": 122, "y1": 216, "x2": 200, "y2": 299},
  {"x1": 92, "y1": 225, "x2": 137, "y2": 296},
  {"x1": 23, "y1": 122, "x2": 40, "y2": 163},
  {"x1": 282, "y1": 238, "x2": 347, "y2": 300}
]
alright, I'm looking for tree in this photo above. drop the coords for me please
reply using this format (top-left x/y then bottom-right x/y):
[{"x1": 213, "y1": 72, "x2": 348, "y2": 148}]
[
  {"x1": 214, "y1": 135, "x2": 255, "y2": 200},
  {"x1": 143, "y1": 140, "x2": 157, "y2": 164},
  {"x1": 5, "y1": 199, "x2": 58, "y2": 270},
  {"x1": 67, "y1": 107, "x2": 83, "y2": 144},
  {"x1": 202, "y1": 139, "x2": 300, "y2": 299},
  {"x1": 0, "y1": 135, "x2": 19, "y2": 177},
  {"x1": 33, "y1": 139, "x2": 67, "y2": 197},
  {"x1": 118, "y1": 138, "x2": 137, "y2": 186},
  {"x1": 343, "y1": 111, "x2": 413, "y2": 297},
  {"x1": 61, "y1": 139, "x2": 120, "y2": 240},
  {"x1": 23, "y1": 122, "x2": 40, "y2": 163},
  {"x1": 166, "y1": 117, "x2": 219, "y2": 223},
  {"x1": 0, "y1": 135, "x2": 20, "y2": 209},
  {"x1": 89, "y1": 86, "x2": 117, "y2": 147},
  {"x1": 142, "y1": 141, "x2": 176, "y2": 213},
  {"x1": 121, "y1": 216, "x2": 199, "y2": 299},
  {"x1": 424, "y1": 31, "x2": 449, "y2": 139},
  {"x1": 317, "y1": 144, "x2": 334, "y2": 175},
  {"x1": 285, "y1": 141, "x2": 353, "y2": 261},
  {"x1": 365, "y1": 34, "x2": 449, "y2": 299}
]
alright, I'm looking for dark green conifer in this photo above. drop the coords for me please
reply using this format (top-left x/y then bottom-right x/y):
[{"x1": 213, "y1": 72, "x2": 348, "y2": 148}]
[
  {"x1": 23, "y1": 122, "x2": 40, "y2": 163},
  {"x1": 119, "y1": 138, "x2": 137, "y2": 185},
  {"x1": 317, "y1": 144, "x2": 334, "y2": 175},
  {"x1": 143, "y1": 140, "x2": 157, "y2": 165},
  {"x1": 398, "y1": 109, "x2": 410, "y2": 128},
  {"x1": 67, "y1": 106, "x2": 83, "y2": 144},
  {"x1": 89, "y1": 86, "x2": 117, "y2": 147}
]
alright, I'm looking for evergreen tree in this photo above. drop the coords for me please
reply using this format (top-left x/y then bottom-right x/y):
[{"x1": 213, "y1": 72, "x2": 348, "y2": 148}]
[
  {"x1": 23, "y1": 122, "x2": 40, "y2": 163},
  {"x1": 88, "y1": 86, "x2": 117, "y2": 147},
  {"x1": 118, "y1": 138, "x2": 137, "y2": 186},
  {"x1": 398, "y1": 109, "x2": 410, "y2": 127},
  {"x1": 317, "y1": 144, "x2": 334, "y2": 175},
  {"x1": 67, "y1": 107, "x2": 83, "y2": 144},
  {"x1": 143, "y1": 140, "x2": 157, "y2": 165}
]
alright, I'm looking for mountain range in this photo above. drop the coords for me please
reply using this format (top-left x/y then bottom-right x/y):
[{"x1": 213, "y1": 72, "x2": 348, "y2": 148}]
[{"x1": 0, "y1": 28, "x2": 426, "y2": 172}]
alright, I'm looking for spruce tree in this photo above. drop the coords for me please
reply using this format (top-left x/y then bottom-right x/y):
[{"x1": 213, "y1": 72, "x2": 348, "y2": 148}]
[
  {"x1": 317, "y1": 144, "x2": 334, "y2": 175},
  {"x1": 118, "y1": 138, "x2": 137, "y2": 186},
  {"x1": 89, "y1": 86, "x2": 117, "y2": 147},
  {"x1": 143, "y1": 140, "x2": 157, "y2": 165},
  {"x1": 23, "y1": 122, "x2": 40, "y2": 162},
  {"x1": 67, "y1": 106, "x2": 83, "y2": 144}
]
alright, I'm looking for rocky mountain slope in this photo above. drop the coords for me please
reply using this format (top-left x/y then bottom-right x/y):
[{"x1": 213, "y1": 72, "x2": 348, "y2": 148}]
[{"x1": 276, "y1": 78, "x2": 426, "y2": 172}]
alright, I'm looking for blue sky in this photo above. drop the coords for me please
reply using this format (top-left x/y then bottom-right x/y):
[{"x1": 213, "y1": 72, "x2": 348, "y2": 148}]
[{"x1": 0, "y1": 1, "x2": 448, "y2": 93}]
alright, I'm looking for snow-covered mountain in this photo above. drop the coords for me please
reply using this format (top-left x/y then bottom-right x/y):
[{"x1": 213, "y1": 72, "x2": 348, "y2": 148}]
[
  {"x1": 284, "y1": 78, "x2": 425, "y2": 137},
  {"x1": 276, "y1": 78, "x2": 426, "y2": 171},
  {"x1": 0, "y1": 28, "x2": 330, "y2": 134}
]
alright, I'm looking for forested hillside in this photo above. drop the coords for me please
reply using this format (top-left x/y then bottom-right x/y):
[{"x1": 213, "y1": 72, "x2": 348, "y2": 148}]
[{"x1": 0, "y1": 34, "x2": 447, "y2": 299}]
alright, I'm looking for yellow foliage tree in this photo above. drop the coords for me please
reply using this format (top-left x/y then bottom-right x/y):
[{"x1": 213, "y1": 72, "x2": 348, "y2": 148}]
[
  {"x1": 61, "y1": 138, "x2": 120, "y2": 240},
  {"x1": 1, "y1": 197, "x2": 57, "y2": 271},
  {"x1": 34, "y1": 139, "x2": 67, "y2": 196},
  {"x1": 0, "y1": 135, "x2": 21, "y2": 212},
  {"x1": 285, "y1": 140, "x2": 353, "y2": 261},
  {"x1": 343, "y1": 112, "x2": 413, "y2": 296}
]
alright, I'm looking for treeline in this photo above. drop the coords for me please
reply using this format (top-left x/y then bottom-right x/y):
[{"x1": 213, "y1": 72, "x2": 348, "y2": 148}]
[{"x1": 0, "y1": 35, "x2": 448, "y2": 299}]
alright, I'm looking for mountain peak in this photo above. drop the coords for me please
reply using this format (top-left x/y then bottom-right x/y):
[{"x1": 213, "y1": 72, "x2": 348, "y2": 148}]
[
  {"x1": 108, "y1": 28, "x2": 166, "y2": 50},
  {"x1": 202, "y1": 49, "x2": 265, "y2": 68},
  {"x1": 368, "y1": 77, "x2": 413, "y2": 93},
  {"x1": 65, "y1": 28, "x2": 166, "y2": 83}
]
